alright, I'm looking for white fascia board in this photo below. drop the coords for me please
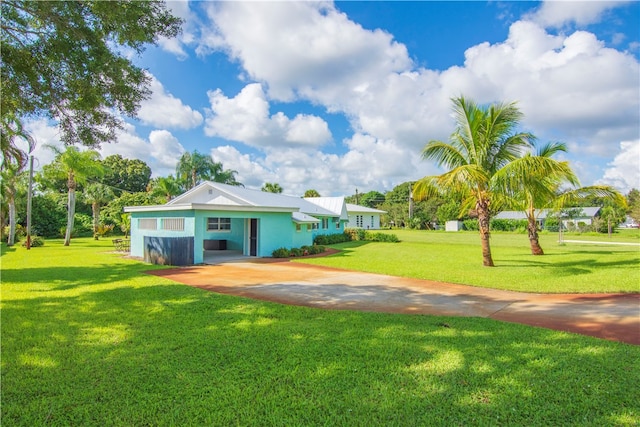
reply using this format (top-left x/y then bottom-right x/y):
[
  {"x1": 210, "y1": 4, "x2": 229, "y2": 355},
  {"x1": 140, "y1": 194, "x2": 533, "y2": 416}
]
[{"x1": 124, "y1": 204, "x2": 297, "y2": 214}]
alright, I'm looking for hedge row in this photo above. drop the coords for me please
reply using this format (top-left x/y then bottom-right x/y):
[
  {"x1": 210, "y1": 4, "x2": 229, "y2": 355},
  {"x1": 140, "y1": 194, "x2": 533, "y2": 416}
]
[
  {"x1": 272, "y1": 245, "x2": 326, "y2": 258},
  {"x1": 314, "y1": 229, "x2": 400, "y2": 245}
]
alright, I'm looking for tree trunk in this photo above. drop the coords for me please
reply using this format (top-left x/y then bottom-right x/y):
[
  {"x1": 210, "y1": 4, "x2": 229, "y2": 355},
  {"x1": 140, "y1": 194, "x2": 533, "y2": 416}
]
[
  {"x1": 7, "y1": 194, "x2": 16, "y2": 246},
  {"x1": 528, "y1": 217, "x2": 544, "y2": 255},
  {"x1": 92, "y1": 202, "x2": 100, "y2": 240},
  {"x1": 64, "y1": 188, "x2": 76, "y2": 246},
  {"x1": 477, "y1": 202, "x2": 494, "y2": 267}
]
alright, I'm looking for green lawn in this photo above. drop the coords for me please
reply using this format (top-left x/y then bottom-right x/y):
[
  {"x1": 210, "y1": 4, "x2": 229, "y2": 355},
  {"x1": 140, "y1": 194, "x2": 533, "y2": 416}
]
[
  {"x1": 1, "y1": 238, "x2": 639, "y2": 426},
  {"x1": 296, "y1": 230, "x2": 640, "y2": 293}
]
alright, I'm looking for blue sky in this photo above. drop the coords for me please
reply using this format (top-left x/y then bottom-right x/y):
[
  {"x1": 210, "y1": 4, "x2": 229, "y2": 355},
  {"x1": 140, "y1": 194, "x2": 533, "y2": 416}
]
[{"x1": 29, "y1": 1, "x2": 640, "y2": 197}]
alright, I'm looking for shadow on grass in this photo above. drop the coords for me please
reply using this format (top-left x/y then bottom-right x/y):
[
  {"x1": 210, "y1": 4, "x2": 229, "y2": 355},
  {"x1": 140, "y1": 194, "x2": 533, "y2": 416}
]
[
  {"x1": 2, "y1": 281, "x2": 638, "y2": 426},
  {"x1": 1, "y1": 264, "x2": 150, "y2": 289},
  {"x1": 0, "y1": 243, "x2": 17, "y2": 257}
]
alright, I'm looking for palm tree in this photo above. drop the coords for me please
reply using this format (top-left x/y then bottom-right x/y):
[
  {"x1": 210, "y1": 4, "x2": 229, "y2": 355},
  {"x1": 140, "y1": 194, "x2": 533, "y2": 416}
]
[
  {"x1": 414, "y1": 96, "x2": 535, "y2": 266},
  {"x1": 304, "y1": 189, "x2": 321, "y2": 197},
  {"x1": 176, "y1": 151, "x2": 242, "y2": 190},
  {"x1": 47, "y1": 146, "x2": 103, "y2": 245},
  {"x1": 1, "y1": 114, "x2": 34, "y2": 245},
  {"x1": 84, "y1": 183, "x2": 114, "y2": 239},
  {"x1": 499, "y1": 141, "x2": 624, "y2": 254},
  {"x1": 262, "y1": 182, "x2": 283, "y2": 193},
  {"x1": 1, "y1": 113, "x2": 34, "y2": 170},
  {"x1": 149, "y1": 175, "x2": 182, "y2": 203}
]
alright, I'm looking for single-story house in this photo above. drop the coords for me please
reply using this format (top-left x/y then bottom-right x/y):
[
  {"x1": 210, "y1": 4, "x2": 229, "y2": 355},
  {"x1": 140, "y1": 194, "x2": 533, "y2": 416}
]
[
  {"x1": 346, "y1": 204, "x2": 386, "y2": 229},
  {"x1": 494, "y1": 207, "x2": 602, "y2": 228},
  {"x1": 124, "y1": 182, "x2": 349, "y2": 265}
]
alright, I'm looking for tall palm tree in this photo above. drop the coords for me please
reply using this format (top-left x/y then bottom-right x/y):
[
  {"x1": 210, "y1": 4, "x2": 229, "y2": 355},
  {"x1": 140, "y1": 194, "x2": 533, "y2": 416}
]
[
  {"x1": 414, "y1": 96, "x2": 535, "y2": 266},
  {"x1": 262, "y1": 182, "x2": 283, "y2": 193},
  {"x1": 47, "y1": 146, "x2": 103, "y2": 245},
  {"x1": 1, "y1": 113, "x2": 34, "y2": 245},
  {"x1": 176, "y1": 151, "x2": 242, "y2": 190},
  {"x1": 149, "y1": 175, "x2": 182, "y2": 203},
  {"x1": 84, "y1": 183, "x2": 115, "y2": 239}
]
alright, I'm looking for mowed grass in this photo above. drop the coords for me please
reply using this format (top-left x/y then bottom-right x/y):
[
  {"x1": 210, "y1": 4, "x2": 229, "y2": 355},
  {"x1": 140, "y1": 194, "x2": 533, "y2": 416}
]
[
  {"x1": 296, "y1": 230, "x2": 640, "y2": 293},
  {"x1": 1, "y1": 238, "x2": 639, "y2": 426}
]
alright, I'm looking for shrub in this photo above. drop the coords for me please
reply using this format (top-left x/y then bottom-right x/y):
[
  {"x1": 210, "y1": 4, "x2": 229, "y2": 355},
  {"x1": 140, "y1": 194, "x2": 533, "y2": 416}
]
[
  {"x1": 314, "y1": 233, "x2": 351, "y2": 245},
  {"x1": 344, "y1": 228, "x2": 365, "y2": 241},
  {"x1": 22, "y1": 235, "x2": 44, "y2": 247},
  {"x1": 3, "y1": 224, "x2": 25, "y2": 241},
  {"x1": 272, "y1": 247, "x2": 290, "y2": 258},
  {"x1": 290, "y1": 247, "x2": 303, "y2": 257},
  {"x1": 364, "y1": 231, "x2": 399, "y2": 242},
  {"x1": 490, "y1": 219, "x2": 529, "y2": 232},
  {"x1": 463, "y1": 219, "x2": 479, "y2": 231}
]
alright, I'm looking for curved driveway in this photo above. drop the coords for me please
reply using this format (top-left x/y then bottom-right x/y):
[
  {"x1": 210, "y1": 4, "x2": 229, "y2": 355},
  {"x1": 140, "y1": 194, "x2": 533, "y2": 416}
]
[{"x1": 149, "y1": 260, "x2": 640, "y2": 345}]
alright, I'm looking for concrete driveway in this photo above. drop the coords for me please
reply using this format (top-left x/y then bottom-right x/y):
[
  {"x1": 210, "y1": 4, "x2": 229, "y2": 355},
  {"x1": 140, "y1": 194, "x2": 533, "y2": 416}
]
[{"x1": 148, "y1": 260, "x2": 640, "y2": 345}]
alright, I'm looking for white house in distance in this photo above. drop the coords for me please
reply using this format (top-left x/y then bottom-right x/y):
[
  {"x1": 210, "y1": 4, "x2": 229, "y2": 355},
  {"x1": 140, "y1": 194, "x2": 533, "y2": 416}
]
[
  {"x1": 494, "y1": 207, "x2": 602, "y2": 228},
  {"x1": 346, "y1": 203, "x2": 386, "y2": 229},
  {"x1": 124, "y1": 182, "x2": 349, "y2": 265}
]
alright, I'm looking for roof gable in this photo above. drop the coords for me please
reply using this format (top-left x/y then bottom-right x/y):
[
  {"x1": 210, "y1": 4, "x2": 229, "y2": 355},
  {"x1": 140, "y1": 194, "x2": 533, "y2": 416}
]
[{"x1": 346, "y1": 203, "x2": 386, "y2": 214}]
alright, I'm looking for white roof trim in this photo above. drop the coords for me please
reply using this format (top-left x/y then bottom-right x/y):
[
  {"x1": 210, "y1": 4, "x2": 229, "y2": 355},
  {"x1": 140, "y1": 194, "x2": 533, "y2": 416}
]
[
  {"x1": 346, "y1": 203, "x2": 386, "y2": 214},
  {"x1": 125, "y1": 204, "x2": 297, "y2": 213},
  {"x1": 292, "y1": 212, "x2": 320, "y2": 223}
]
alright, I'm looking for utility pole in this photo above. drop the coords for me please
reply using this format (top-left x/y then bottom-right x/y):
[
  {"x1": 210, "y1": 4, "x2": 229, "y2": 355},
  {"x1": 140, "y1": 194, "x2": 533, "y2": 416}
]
[
  {"x1": 355, "y1": 188, "x2": 359, "y2": 205},
  {"x1": 26, "y1": 155, "x2": 34, "y2": 249}
]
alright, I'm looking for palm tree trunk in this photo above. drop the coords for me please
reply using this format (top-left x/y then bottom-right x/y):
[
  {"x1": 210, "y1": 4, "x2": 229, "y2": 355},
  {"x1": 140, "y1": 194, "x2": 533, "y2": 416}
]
[
  {"x1": 7, "y1": 194, "x2": 16, "y2": 246},
  {"x1": 477, "y1": 203, "x2": 494, "y2": 267},
  {"x1": 527, "y1": 217, "x2": 544, "y2": 255},
  {"x1": 65, "y1": 188, "x2": 76, "y2": 246},
  {"x1": 92, "y1": 202, "x2": 100, "y2": 240}
]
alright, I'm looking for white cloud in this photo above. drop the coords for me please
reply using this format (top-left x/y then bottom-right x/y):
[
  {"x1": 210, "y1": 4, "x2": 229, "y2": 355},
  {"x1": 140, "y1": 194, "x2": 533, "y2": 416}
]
[
  {"x1": 598, "y1": 140, "x2": 640, "y2": 193},
  {"x1": 527, "y1": 0, "x2": 633, "y2": 28},
  {"x1": 137, "y1": 74, "x2": 203, "y2": 129},
  {"x1": 199, "y1": 1, "x2": 411, "y2": 102},
  {"x1": 158, "y1": 0, "x2": 198, "y2": 60},
  {"x1": 204, "y1": 83, "x2": 332, "y2": 149},
  {"x1": 24, "y1": 119, "x2": 64, "y2": 168}
]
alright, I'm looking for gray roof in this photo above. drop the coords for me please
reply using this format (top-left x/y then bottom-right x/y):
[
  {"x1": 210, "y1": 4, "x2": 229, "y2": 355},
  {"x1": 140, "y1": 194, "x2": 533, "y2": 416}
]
[
  {"x1": 494, "y1": 207, "x2": 601, "y2": 220},
  {"x1": 127, "y1": 182, "x2": 340, "y2": 217},
  {"x1": 346, "y1": 203, "x2": 386, "y2": 214}
]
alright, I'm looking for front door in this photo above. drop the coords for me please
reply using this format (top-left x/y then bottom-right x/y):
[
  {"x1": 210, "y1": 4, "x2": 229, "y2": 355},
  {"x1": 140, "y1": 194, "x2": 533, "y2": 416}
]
[{"x1": 249, "y1": 218, "x2": 258, "y2": 256}]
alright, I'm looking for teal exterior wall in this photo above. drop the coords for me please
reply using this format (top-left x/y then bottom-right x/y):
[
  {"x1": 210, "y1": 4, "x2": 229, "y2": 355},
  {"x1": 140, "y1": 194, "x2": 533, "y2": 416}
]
[
  {"x1": 130, "y1": 209, "x2": 346, "y2": 264},
  {"x1": 130, "y1": 210, "x2": 195, "y2": 259}
]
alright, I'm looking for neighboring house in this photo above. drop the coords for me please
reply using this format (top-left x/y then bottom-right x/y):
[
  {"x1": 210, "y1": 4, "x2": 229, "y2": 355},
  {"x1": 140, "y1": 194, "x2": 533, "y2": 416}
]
[
  {"x1": 124, "y1": 182, "x2": 349, "y2": 265},
  {"x1": 494, "y1": 207, "x2": 602, "y2": 228},
  {"x1": 346, "y1": 204, "x2": 386, "y2": 229}
]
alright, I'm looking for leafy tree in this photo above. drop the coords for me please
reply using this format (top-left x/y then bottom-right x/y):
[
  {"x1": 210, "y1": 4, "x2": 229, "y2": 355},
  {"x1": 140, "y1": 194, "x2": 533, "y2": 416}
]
[
  {"x1": 436, "y1": 200, "x2": 462, "y2": 225},
  {"x1": 304, "y1": 189, "x2": 321, "y2": 197},
  {"x1": 360, "y1": 191, "x2": 385, "y2": 208},
  {"x1": 262, "y1": 182, "x2": 283, "y2": 193},
  {"x1": 149, "y1": 175, "x2": 182, "y2": 203},
  {"x1": 84, "y1": 183, "x2": 114, "y2": 239},
  {"x1": 414, "y1": 96, "x2": 535, "y2": 266},
  {"x1": 46, "y1": 146, "x2": 103, "y2": 245},
  {"x1": 176, "y1": 151, "x2": 241, "y2": 190},
  {"x1": 625, "y1": 189, "x2": 640, "y2": 224},
  {"x1": 101, "y1": 192, "x2": 155, "y2": 231},
  {"x1": 23, "y1": 194, "x2": 66, "y2": 238},
  {"x1": 100, "y1": 155, "x2": 151, "y2": 195},
  {"x1": 1, "y1": 0, "x2": 181, "y2": 149}
]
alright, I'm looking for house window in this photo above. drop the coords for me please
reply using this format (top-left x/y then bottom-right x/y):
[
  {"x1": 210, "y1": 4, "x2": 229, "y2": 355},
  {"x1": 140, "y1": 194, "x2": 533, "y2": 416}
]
[
  {"x1": 356, "y1": 215, "x2": 363, "y2": 227},
  {"x1": 370, "y1": 216, "x2": 375, "y2": 227},
  {"x1": 322, "y1": 218, "x2": 329, "y2": 229},
  {"x1": 311, "y1": 223, "x2": 318, "y2": 230},
  {"x1": 139, "y1": 218, "x2": 157, "y2": 230},
  {"x1": 335, "y1": 218, "x2": 341, "y2": 229},
  {"x1": 162, "y1": 218, "x2": 185, "y2": 231},
  {"x1": 207, "y1": 217, "x2": 231, "y2": 231},
  {"x1": 296, "y1": 224, "x2": 302, "y2": 232}
]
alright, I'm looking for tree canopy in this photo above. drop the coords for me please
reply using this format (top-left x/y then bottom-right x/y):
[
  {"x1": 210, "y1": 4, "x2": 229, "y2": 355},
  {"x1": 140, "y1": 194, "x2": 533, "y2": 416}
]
[
  {"x1": 100, "y1": 155, "x2": 151, "y2": 195},
  {"x1": 1, "y1": 0, "x2": 181, "y2": 152}
]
